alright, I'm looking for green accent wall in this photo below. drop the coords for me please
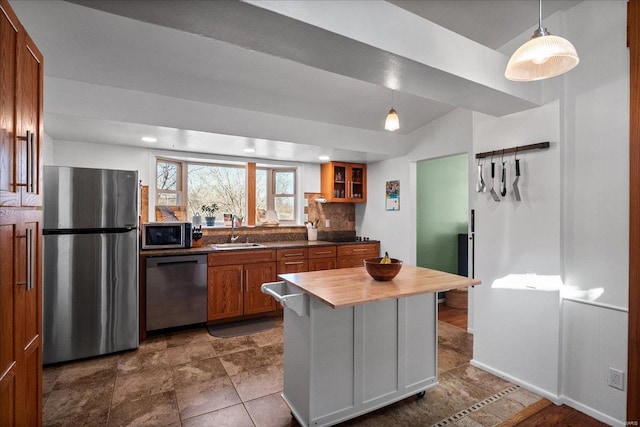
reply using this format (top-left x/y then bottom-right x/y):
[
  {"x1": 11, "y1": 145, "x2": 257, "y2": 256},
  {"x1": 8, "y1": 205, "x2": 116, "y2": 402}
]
[{"x1": 416, "y1": 154, "x2": 468, "y2": 274}]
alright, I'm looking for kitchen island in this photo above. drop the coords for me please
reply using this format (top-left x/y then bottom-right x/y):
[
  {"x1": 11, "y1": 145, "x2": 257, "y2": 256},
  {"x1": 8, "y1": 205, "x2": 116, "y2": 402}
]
[{"x1": 263, "y1": 265, "x2": 480, "y2": 427}]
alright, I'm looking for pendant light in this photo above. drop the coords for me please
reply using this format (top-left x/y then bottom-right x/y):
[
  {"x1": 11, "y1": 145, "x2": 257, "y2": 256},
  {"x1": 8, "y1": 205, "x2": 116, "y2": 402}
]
[
  {"x1": 505, "y1": 0, "x2": 579, "y2": 82},
  {"x1": 385, "y1": 90, "x2": 400, "y2": 131}
]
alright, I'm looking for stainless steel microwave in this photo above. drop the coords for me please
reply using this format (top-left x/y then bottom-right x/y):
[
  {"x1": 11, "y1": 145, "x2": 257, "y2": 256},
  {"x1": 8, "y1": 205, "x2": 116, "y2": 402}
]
[{"x1": 141, "y1": 222, "x2": 192, "y2": 250}]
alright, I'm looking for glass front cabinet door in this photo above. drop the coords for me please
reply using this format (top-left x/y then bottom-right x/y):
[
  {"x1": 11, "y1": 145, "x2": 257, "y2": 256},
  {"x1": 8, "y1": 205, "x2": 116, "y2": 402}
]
[{"x1": 321, "y1": 162, "x2": 367, "y2": 203}]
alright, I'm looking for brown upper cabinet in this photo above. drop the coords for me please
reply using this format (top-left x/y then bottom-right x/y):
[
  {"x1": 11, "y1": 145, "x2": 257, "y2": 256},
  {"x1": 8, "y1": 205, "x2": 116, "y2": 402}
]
[
  {"x1": 321, "y1": 162, "x2": 366, "y2": 203},
  {"x1": 0, "y1": 2, "x2": 43, "y2": 208}
]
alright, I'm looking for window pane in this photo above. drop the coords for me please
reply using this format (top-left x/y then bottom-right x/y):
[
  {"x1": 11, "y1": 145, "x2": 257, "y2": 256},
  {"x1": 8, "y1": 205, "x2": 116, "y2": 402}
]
[
  {"x1": 157, "y1": 161, "x2": 179, "y2": 191},
  {"x1": 157, "y1": 192, "x2": 178, "y2": 206},
  {"x1": 275, "y1": 196, "x2": 294, "y2": 221},
  {"x1": 274, "y1": 170, "x2": 294, "y2": 194},
  {"x1": 187, "y1": 164, "x2": 246, "y2": 221},
  {"x1": 256, "y1": 169, "x2": 267, "y2": 211}
]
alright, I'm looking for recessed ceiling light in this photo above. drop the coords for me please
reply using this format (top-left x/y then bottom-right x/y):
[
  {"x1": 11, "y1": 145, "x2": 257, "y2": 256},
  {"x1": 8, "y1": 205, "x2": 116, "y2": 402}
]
[
  {"x1": 141, "y1": 136, "x2": 157, "y2": 143},
  {"x1": 243, "y1": 148, "x2": 256, "y2": 153},
  {"x1": 319, "y1": 155, "x2": 330, "y2": 161}
]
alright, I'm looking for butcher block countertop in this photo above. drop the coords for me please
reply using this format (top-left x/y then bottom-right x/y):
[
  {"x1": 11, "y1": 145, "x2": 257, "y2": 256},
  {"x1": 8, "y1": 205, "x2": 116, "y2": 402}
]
[{"x1": 278, "y1": 265, "x2": 480, "y2": 309}]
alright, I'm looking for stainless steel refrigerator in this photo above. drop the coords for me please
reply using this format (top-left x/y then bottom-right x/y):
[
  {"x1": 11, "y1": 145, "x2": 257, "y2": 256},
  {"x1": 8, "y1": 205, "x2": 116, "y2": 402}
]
[{"x1": 43, "y1": 166, "x2": 139, "y2": 364}]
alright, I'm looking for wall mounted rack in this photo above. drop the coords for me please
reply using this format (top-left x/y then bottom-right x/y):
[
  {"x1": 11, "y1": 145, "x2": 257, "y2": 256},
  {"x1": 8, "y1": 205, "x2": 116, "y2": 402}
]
[{"x1": 475, "y1": 141, "x2": 550, "y2": 159}]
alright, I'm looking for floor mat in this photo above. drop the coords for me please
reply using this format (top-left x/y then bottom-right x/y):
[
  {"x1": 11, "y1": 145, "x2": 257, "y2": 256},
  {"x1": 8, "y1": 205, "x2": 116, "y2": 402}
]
[{"x1": 207, "y1": 317, "x2": 276, "y2": 338}]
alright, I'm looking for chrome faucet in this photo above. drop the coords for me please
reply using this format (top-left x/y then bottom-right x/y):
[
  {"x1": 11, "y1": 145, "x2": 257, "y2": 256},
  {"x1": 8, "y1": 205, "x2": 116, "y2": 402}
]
[{"x1": 230, "y1": 214, "x2": 240, "y2": 242}]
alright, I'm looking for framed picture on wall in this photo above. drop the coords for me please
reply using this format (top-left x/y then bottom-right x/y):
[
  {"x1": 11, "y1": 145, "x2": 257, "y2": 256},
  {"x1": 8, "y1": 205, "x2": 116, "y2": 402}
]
[{"x1": 386, "y1": 180, "x2": 400, "y2": 211}]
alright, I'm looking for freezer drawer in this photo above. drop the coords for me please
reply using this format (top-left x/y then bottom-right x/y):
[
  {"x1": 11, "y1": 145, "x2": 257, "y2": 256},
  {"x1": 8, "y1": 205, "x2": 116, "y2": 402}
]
[
  {"x1": 146, "y1": 254, "x2": 207, "y2": 331},
  {"x1": 43, "y1": 230, "x2": 139, "y2": 364}
]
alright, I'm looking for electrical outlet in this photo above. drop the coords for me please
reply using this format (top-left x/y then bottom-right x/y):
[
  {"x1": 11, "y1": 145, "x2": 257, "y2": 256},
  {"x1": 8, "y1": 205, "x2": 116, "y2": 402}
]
[
  {"x1": 325, "y1": 219, "x2": 330, "y2": 228},
  {"x1": 608, "y1": 367, "x2": 625, "y2": 391}
]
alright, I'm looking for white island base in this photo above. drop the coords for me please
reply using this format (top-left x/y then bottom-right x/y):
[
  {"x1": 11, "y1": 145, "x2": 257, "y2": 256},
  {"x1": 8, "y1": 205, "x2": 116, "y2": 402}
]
[{"x1": 265, "y1": 281, "x2": 438, "y2": 427}]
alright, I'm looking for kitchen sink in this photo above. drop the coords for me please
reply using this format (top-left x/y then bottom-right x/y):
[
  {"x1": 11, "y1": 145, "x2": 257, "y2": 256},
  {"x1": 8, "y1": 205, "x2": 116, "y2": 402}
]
[{"x1": 211, "y1": 243, "x2": 267, "y2": 250}]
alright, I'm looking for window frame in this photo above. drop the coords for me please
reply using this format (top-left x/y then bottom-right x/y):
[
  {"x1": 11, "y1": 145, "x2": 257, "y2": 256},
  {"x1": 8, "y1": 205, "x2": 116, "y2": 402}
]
[
  {"x1": 270, "y1": 168, "x2": 296, "y2": 223},
  {"x1": 155, "y1": 157, "x2": 298, "y2": 225},
  {"x1": 156, "y1": 158, "x2": 184, "y2": 207}
]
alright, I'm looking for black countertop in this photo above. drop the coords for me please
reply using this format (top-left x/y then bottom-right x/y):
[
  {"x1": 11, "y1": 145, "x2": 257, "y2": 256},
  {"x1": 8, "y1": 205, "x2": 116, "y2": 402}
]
[{"x1": 140, "y1": 239, "x2": 379, "y2": 257}]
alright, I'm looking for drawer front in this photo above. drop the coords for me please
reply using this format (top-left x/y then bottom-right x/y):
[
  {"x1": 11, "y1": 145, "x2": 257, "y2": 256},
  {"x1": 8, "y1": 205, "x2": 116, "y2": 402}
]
[
  {"x1": 278, "y1": 259, "x2": 309, "y2": 274},
  {"x1": 208, "y1": 249, "x2": 276, "y2": 266},
  {"x1": 308, "y1": 257, "x2": 336, "y2": 271},
  {"x1": 337, "y1": 256, "x2": 370, "y2": 269},
  {"x1": 337, "y1": 243, "x2": 379, "y2": 257},
  {"x1": 308, "y1": 246, "x2": 337, "y2": 258},
  {"x1": 276, "y1": 248, "x2": 308, "y2": 261}
]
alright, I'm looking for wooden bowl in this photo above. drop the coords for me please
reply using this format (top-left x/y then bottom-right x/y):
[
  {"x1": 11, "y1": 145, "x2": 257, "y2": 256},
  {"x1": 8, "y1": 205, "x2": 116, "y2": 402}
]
[{"x1": 363, "y1": 257, "x2": 403, "y2": 281}]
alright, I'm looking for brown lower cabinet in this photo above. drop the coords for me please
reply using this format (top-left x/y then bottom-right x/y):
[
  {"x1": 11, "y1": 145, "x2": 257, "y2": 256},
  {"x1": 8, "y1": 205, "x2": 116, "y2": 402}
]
[
  {"x1": 336, "y1": 243, "x2": 379, "y2": 268},
  {"x1": 0, "y1": 209, "x2": 42, "y2": 427},
  {"x1": 277, "y1": 248, "x2": 308, "y2": 274},
  {"x1": 308, "y1": 245, "x2": 337, "y2": 271},
  {"x1": 181, "y1": 242, "x2": 379, "y2": 326},
  {"x1": 207, "y1": 250, "x2": 277, "y2": 321}
]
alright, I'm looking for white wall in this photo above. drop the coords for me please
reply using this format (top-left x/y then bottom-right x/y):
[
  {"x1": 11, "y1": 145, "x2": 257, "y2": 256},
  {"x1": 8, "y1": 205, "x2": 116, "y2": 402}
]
[
  {"x1": 471, "y1": 101, "x2": 562, "y2": 401},
  {"x1": 560, "y1": 1, "x2": 629, "y2": 423},
  {"x1": 49, "y1": 139, "x2": 153, "y2": 183},
  {"x1": 42, "y1": 132, "x2": 54, "y2": 164},
  {"x1": 562, "y1": 0, "x2": 629, "y2": 308}
]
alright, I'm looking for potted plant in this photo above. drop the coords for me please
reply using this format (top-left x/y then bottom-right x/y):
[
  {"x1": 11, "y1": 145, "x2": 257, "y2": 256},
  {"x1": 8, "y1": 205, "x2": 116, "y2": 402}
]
[{"x1": 201, "y1": 203, "x2": 219, "y2": 226}]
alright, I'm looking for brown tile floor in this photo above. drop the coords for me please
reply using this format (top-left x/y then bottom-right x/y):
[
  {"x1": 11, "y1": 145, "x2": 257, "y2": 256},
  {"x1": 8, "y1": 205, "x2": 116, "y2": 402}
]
[{"x1": 43, "y1": 315, "x2": 544, "y2": 427}]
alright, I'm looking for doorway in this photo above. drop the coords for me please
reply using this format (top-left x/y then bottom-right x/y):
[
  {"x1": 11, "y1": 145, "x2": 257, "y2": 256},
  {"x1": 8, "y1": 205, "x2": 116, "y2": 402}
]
[{"x1": 416, "y1": 154, "x2": 469, "y2": 305}]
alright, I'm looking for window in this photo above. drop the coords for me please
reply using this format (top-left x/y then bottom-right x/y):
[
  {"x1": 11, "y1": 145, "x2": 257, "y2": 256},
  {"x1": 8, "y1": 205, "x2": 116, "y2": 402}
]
[
  {"x1": 187, "y1": 163, "x2": 246, "y2": 220},
  {"x1": 156, "y1": 159, "x2": 182, "y2": 206},
  {"x1": 156, "y1": 158, "x2": 297, "y2": 225},
  {"x1": 256, "y1": 168, "x2": 296, "y2": 222}
]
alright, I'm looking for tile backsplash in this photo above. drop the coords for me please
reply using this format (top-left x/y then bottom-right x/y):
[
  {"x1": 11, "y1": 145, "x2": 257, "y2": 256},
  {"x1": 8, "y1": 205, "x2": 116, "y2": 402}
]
[{"x1": 304, "y1": 192, "x2": 355, "y2": 232}]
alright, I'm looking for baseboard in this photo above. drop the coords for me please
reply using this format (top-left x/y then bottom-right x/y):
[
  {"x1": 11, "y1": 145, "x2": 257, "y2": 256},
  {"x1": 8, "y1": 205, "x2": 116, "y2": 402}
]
[
  {"x1": 470, "y1": 359, "x2": 561, "y2": 405},
  {"x1": 560, "y1": 395, "x2": 626, "y2": 426},
  {"x1": 470, "y1": 359, "x2": 627, "y2": 426}
]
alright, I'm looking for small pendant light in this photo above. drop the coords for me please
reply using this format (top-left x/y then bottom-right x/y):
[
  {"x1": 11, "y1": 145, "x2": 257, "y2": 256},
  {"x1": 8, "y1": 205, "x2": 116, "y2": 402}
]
[
  {"x1": 505, "y1": 0, "x2": 579, "y2": 82},
  {"x1": 385, "y1": 90, "x2": 400, "y2": 131}
]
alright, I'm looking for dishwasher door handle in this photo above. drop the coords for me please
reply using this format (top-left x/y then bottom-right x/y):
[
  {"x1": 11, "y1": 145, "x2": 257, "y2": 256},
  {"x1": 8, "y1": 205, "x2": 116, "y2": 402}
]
[
  {"x1": 156, "y1": 260, "x2": 198, "y2": 266},
  {"x1": 146, "y1": 255, "x2": 206, "y2": 268}
]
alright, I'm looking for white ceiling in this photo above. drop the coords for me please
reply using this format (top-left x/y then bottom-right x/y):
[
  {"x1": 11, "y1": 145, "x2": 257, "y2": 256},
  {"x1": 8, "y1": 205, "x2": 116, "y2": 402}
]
[{"x1": 10, "y1": 0, "x2": 581, "y2": 164}]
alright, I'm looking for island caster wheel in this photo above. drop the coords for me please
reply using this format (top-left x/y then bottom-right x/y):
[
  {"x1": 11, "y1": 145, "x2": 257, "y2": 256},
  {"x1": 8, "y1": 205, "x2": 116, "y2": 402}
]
[{"x1": 416, "y1": 391, "x2": 426, "y2": 399}]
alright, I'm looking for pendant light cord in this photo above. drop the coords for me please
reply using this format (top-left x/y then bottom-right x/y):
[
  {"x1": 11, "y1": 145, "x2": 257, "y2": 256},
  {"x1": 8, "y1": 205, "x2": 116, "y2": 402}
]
[{"x1": 538, "y1": 0, "x2": 543, "y2": 31}]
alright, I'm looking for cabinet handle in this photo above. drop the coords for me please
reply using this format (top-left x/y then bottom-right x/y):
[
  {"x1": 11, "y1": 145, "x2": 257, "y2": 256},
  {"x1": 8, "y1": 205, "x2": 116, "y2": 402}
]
[
  {"x1": 29, "y1": 131, "x2": 35, "y2": 193},
  {"x1": 352, "y1": 248, "x2": 368, "y2": 252},
  {"x1": 314, "y1": 250, "x2": 333, "y2": 255},
  {"x1": 284, "y1": 261, "x2": 304, "y2": 265},
  {"x1": 240, "y1": 268, "x2": 244, "y2": 292},
  {"x1": 244, "y1": 269, "x2": 248, "y2": 292},
  {"x1": 284, "y1": 252, "x2": 303, "y2": 257},
  {"x1": 26, "y1": 228, "x2": 34, "y2": 290},
  {"x1": 17, "y1": 229, "x2": 34, "y2": 289},
  {"x1": 16, "y1": 131, "x2": 30, "y2": 188},
  {"x1": 25, "y1": 130, "x2": 31, "y2": 192}
]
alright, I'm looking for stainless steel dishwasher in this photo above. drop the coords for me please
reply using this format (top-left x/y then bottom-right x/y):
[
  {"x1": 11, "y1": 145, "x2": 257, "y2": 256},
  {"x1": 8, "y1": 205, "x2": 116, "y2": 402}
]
[{"x1": 146, "y1": 254, "x2": 207, "y2": 331}]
